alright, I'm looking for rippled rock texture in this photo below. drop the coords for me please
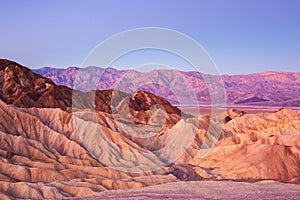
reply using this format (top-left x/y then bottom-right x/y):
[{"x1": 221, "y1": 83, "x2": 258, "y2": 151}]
[{"x1": 0, "y1": 59, "x2": 299, "y2": 199}]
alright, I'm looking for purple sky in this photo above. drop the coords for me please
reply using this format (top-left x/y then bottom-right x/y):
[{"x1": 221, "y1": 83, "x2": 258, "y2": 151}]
[{"x1": 0, "y1": 0, "x2": 299, "y2": 74}]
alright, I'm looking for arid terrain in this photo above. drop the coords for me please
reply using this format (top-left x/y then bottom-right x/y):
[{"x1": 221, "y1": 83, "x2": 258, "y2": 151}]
[
  {"x1": 0, "y1": 59, "x2": 299, "y2": 199},
  {"x1": 34, "y1": 65, "x2": 300, "y2": 107},
  {"x1": 69, "y1": 181, "x2": 300, "y2": 200}
]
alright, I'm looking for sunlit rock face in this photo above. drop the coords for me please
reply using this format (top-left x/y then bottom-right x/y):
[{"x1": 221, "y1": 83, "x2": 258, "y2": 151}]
[{"x1": 191, "y1": 109, "x2": 300, "y2": 183}]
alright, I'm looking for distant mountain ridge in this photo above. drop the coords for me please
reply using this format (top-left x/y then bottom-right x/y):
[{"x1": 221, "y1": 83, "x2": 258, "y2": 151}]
[{"x1": 34, "y1": 66, "x2": 300, "y2": 107}]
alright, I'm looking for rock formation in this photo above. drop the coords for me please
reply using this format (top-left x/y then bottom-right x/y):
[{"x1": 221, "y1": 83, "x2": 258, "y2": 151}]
[{"x1": 0, "y1": 59, "x2": 299, "y2": 199}]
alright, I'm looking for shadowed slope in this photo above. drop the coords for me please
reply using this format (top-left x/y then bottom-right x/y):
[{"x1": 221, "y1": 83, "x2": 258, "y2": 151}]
[{"x1": 0, "y1": 59, "x2": 186, "y2": 124}]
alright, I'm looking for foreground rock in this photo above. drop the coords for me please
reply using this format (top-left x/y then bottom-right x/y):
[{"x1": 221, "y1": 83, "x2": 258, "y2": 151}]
[
  {"x1": 188, "y1": 109, "x2": 300, "y2": 183},
  {"x1": 0, "y1": 99, "x2": 299, "y2": 199}
]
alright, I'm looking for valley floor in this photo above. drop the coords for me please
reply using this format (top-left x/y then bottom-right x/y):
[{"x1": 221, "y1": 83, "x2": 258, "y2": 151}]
[
  {"x1": 179, "y1": 105, "x2": 300, "y2": 116},
  {"x1": 68, "y1": 180, "x2": 300, "y2": 200}
]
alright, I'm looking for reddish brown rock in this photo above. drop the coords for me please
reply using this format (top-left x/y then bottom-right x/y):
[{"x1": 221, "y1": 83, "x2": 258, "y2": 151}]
[{"x1": 0, "y1": 59, "x2": 299, "y2": 199}]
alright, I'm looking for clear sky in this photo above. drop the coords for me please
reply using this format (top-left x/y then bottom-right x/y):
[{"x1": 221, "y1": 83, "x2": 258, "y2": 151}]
[{"x1": 0, "y1": 0, "x2": 299, "y2": 74}]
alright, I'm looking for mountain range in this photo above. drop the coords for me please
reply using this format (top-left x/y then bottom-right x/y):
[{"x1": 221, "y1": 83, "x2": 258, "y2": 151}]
[
  {"x1": 0, "y1": 59, "x2": 299, "y2": 199},
  {"x1": 34, "y1": 66, "x2": 300, "y2": 107}
]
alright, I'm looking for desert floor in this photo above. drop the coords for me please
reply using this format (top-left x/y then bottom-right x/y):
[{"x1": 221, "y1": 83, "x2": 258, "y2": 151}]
[
  {"x1": 180, "y1": 105, "x2": 300, "y2": 116},
  {"x1": 69, "y1": 180, "x2": 300, "y2": 200}
]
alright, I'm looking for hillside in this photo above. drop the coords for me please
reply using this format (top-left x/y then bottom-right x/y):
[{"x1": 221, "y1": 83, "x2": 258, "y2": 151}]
[{"x1": 0, "y1": 59, "x2": 299, "y2": 199}]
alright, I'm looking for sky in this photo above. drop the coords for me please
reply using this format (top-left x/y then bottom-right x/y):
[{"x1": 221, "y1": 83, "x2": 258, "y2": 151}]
[{"x1": 0, "y1": 0, "x2": 299, "y2": 74}]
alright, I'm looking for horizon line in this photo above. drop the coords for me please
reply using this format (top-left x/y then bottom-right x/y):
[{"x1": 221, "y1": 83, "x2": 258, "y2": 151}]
[{"x1": 1, "y1": 58, "x2": 299, "y2": 76}]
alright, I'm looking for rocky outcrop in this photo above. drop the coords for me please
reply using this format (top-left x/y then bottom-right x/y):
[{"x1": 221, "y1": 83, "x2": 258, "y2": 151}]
[
  {"x1": 0, "y1": 99, "x2": 180, "y2": 199},
  {"x1": 0, "y1": 59, "x2": 186, "y2": 124},
  {"x1": 0, "y1": 99, "x2": 299, "y2": 199},
  {"x1": 188, "y1": 109, "x2": 300, "y2": 183},
  {"x1": 0, "y1": 96, "x2": 228, "y2": 198},
  {"x1": 223, "y1": 108, "x2": 300, "y2": 135},
  {"x1": 0, "y1": 59, "x2": 299, "y2": 199}
]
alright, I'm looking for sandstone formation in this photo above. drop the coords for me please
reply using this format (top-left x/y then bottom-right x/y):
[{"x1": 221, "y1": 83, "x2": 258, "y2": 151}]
[{"x1": 0, "y1": 59, "x2": 299, "y2": 199}]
